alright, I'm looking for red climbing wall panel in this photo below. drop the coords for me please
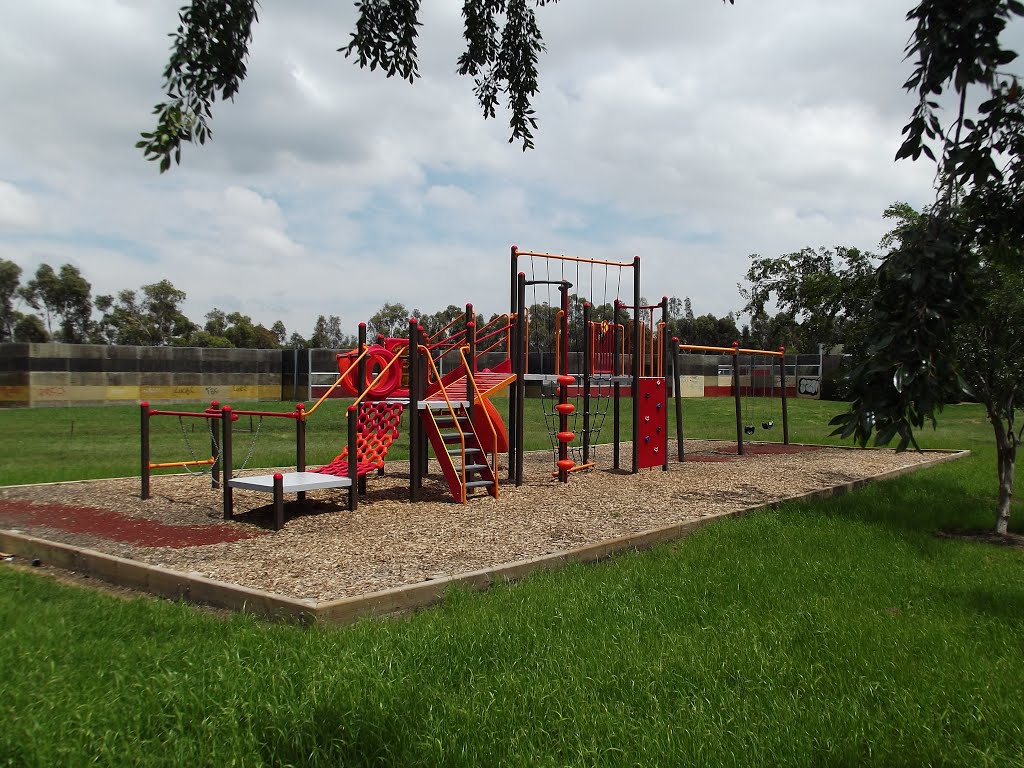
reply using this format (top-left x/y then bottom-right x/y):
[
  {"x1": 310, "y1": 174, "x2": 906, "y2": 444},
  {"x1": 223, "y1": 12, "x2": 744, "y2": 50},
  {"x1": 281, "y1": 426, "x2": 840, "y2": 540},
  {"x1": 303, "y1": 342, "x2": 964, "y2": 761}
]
[{"x1": 636, "y1": 377, "x2": 667, "y2": 470}]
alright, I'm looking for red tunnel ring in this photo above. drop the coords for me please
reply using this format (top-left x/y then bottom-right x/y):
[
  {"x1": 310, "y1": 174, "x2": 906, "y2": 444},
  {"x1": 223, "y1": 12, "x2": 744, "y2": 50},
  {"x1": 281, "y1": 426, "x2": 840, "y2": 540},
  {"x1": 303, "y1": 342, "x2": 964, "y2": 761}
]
[{"x1": 337, "y1": 345, "x2": 402, "y2": 399}]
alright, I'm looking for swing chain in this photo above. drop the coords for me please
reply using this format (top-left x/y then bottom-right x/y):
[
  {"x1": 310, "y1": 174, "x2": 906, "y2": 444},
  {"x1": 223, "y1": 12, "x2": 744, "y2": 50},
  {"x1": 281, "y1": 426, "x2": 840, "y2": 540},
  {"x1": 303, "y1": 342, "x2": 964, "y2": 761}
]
[
  {"x1": 177, "y1": 415, "x2": 220, "y2": 476},
  {"x1": 238, "y1": 415, "x2": 264, "y2": 471}
]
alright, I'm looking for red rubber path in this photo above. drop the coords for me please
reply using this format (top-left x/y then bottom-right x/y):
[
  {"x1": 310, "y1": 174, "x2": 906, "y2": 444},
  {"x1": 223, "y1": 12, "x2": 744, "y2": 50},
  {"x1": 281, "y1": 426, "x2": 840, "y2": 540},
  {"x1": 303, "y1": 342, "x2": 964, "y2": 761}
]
[{"x1": 0, "y1": 500, "x2": 263, "y2": 548}]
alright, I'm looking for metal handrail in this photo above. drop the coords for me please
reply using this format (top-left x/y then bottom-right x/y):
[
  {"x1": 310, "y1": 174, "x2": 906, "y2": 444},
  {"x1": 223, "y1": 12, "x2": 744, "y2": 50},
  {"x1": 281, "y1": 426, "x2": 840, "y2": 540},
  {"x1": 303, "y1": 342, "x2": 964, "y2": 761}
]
[
  {"x1": 349, "y1": 348, "x2": 405, "y2": 410},
  {"x1": 419, "y1": 343, "x2": 467, "y2": 502},
  {"x1": 304, "y1": 345, "x2": 372, "y2": 417},
  {"x1": 427, "y1": 314, "x2": 467, "y2": 344},
  {"x1": 458, "y1": 345, "x2": 499, "y2": 498}
]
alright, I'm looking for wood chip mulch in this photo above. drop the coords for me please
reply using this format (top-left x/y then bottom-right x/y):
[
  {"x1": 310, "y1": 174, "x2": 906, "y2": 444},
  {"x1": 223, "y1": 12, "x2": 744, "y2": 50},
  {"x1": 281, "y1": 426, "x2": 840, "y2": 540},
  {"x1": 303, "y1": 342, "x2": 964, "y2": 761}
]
[{"x1": 0, "y1": 441, "x2": 953, "y2": 602}]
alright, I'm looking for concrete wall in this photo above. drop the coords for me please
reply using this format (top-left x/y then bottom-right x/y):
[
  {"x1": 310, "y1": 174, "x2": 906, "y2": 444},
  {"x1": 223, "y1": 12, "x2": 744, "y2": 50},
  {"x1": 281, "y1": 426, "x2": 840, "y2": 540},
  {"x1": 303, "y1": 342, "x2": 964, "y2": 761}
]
[{"x1": 0, "y1": 343, "x2": 284, "y2": 408}]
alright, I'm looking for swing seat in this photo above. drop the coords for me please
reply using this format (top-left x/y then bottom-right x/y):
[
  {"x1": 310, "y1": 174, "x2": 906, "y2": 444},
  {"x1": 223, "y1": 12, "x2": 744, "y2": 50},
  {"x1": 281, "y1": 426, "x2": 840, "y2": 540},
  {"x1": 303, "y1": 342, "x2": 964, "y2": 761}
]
[
  {"x1": 762, "y1": 420, "x2": 774, "y2": 430},
  {"x1": 744, "y1": 425, "x2": 756, "y2": 436}
]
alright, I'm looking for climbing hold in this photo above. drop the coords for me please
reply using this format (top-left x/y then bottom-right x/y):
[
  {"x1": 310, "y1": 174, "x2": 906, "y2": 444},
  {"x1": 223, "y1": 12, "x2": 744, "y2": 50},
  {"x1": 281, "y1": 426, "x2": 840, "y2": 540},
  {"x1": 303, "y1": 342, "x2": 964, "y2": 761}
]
[
  {"x1": 557, "y1": 458, "x2": 575, "y2": 472},
  {"x1": 557, "y1": 431, "x2": 576, "y2": 443},
  {"x1": 556, "y1": 403, "x2": 576, "y2": 415}
]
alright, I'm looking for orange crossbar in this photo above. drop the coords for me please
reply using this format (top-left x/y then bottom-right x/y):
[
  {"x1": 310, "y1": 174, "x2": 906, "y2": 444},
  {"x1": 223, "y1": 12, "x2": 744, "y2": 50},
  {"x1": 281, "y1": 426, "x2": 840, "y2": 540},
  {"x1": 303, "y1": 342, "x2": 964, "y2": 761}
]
[
  {"x1": 515, "y1": 250, "x2": 635, "y2": 268},
  {"x1": 149, "y1": 458, "x2": 214, "y2": 469},
  {"x1": 679, "y1": 344, "x2": 737, "y2": 355}
]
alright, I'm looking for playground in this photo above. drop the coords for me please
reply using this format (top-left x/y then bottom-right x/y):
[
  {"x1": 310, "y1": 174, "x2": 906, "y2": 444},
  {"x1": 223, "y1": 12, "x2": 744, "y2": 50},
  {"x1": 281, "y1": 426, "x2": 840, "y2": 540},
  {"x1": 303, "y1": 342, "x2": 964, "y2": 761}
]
[
  {"x1": 0, "y1": 436, "x2": 955, "y2": 608},
  {"x1": 0, "y1": 247, "x2": 969, "y2": 614}
]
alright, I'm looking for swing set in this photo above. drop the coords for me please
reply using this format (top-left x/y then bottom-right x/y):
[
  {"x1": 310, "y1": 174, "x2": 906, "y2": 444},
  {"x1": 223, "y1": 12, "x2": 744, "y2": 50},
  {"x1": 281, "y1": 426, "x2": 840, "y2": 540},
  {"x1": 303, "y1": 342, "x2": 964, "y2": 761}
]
[{"x1": 670, "y1": 341, "x2": 789, "y2": 458}]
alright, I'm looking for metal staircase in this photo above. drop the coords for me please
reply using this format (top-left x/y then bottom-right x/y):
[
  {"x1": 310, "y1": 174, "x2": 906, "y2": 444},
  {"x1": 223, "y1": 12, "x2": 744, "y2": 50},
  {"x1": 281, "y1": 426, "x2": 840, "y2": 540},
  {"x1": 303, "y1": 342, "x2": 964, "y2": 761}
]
[{"x1": 419, "y1": 402, "x2": 498, "y2": 502}]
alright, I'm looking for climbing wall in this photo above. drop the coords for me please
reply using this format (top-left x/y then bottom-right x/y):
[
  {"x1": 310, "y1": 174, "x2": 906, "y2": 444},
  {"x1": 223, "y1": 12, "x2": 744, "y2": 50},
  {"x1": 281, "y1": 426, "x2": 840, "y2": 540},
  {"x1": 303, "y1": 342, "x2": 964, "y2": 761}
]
[{"x1": 636, "y1": 377, "x2": 667, "y2": 470}]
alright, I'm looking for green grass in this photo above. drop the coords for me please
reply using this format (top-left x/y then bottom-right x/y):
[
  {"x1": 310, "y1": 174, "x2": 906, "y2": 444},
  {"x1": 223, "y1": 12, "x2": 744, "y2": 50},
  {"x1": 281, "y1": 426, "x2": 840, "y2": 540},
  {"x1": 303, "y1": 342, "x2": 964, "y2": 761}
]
[
  {"x1": 2, "y1": 399, "x2": 1023, "y2": 765},
  {"x1": 0, "y1": 393, "x2": 810, "y2": 485}
]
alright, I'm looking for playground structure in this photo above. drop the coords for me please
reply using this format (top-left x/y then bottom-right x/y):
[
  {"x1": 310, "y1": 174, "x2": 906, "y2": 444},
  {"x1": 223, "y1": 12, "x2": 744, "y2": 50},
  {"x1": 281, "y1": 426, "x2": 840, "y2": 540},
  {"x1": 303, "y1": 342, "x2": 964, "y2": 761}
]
[{"x1": 140, "y1": 246, "x2": 791, "y2": 528}]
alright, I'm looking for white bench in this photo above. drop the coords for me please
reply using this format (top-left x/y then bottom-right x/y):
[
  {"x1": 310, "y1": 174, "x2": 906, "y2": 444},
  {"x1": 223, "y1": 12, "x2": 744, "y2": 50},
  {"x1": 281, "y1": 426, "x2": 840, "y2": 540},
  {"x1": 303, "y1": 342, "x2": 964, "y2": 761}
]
[{"x1": 226, "y1": 472, "x2": 352, "y2": 530}]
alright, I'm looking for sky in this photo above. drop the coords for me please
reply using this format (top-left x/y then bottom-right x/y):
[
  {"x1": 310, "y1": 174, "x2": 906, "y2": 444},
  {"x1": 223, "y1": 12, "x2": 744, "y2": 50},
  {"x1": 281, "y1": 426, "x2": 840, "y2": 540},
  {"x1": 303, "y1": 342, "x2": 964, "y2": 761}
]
[{"x1": 0, "y1": 0, "x2": 972, "y2": 341}]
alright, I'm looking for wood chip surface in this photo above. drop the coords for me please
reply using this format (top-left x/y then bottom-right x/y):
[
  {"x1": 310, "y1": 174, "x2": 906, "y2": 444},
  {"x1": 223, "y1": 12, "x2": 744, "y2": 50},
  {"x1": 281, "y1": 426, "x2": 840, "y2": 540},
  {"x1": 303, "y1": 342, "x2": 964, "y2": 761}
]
[{"x1": 0, "y1": 442, "x2": 948, "y2": 602}]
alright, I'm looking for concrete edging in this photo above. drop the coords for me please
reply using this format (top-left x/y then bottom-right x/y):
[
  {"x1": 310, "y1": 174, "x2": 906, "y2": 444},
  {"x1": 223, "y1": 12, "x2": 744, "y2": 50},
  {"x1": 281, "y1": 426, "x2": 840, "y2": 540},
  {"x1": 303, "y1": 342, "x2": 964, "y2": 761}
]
[{"x1": 1, "y1": 448, "x2": 970, "y2": 624}]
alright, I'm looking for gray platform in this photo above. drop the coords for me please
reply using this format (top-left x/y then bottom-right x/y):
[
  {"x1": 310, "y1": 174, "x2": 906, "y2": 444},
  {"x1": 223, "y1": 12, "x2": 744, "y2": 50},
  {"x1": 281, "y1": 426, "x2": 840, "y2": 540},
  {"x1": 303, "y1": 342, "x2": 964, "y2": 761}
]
[
  {"x1": 227, "y1": 472, "x2": 352, "y2": 493},
  {"x1": 227, "y1": 472, "x2": 353, "y2": 530}
]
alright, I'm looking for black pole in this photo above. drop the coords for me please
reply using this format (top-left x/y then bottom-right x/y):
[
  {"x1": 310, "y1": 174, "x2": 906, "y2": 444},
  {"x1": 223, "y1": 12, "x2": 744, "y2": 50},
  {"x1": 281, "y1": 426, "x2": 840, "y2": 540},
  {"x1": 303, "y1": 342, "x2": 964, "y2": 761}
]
[
  {"x1": 221, "y1": 405, "x2": 234, "y2": 519},
  {"x1": 409, "y1": 319, "x2": 421, "y2": 502},
  {"x1": 467, "y1": 318, "x2": 476, "y2": 418},
  {"x1": 632, "y1": 255, "x2": 641, "y2": 474},
  {"x1": 418, "y1": 324, "x2": 430, "y2": 480},
  {"x1": 510, "y1": 246, "x2": 519, "y2": 326},
  {"x1": 672, "y1": 340, "x2": 684, "y2": 461},
  {"x1": 356, "y1": 323, "x2": 368, "y2": 496},
  {"x1": 357, "y1": 323, "x2": 367, "y2": 400},
  {"x1": 660, "y1": 297, "x2": 669, "y2": 471},
  {"x1": 732, "y1": 342, "x2": 744, "y2": 456},
  {"x1": 295, "y1": 402, "x2": 306, "y2": 503},
  {"x1": 557, "y1": 282, "x2": 571, "y2": 483},
  {"x1": 583, "y1": 301, "x2": 592, "y2": 466},
  {"x1": 613, "y1": 299, "x2": 621, "y2": 470},
  {"x1": 348, "y1": 404, "x2": 359, "y2": 511},
  {"x1": 515, "y1": 272, "x2": 527, "y2": 486},
  {"x1": 140, "y1": 402, "x2": 151, "y2": 500},
  {"x1": 780, "y1": 346, "x2": 790, "y2": 445}
]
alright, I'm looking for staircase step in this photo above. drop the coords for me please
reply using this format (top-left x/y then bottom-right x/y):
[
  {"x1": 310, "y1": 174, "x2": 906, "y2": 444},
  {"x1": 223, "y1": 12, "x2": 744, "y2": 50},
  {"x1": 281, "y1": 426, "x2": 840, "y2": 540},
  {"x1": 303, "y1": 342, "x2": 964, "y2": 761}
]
[
  {"x1": 457, "y1": 463, "x2": 489, "y2": 473},
  {"x1": 435, "y1": 416, "x2": 471, "y2": 426},
  {"x1": 465, "y1": 480, "x2": 495, "y2": 490},
  {"x1": 448, "y1": 447, "x2": 481, "y2": 456}
]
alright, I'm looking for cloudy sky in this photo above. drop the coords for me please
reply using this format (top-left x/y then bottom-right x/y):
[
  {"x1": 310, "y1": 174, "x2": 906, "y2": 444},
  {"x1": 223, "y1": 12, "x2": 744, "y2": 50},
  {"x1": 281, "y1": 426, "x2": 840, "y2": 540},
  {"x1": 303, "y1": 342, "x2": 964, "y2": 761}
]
[{"x1": 0, "y1": 1, "x2": 970, "y2": 340}]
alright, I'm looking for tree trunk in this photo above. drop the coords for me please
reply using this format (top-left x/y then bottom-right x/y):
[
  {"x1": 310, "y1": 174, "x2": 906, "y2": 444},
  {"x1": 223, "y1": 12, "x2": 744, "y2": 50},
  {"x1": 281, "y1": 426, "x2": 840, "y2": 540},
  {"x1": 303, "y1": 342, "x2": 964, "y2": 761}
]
[{"x1": 991, "y1": 413, "x2": 1014, "y2": 535}]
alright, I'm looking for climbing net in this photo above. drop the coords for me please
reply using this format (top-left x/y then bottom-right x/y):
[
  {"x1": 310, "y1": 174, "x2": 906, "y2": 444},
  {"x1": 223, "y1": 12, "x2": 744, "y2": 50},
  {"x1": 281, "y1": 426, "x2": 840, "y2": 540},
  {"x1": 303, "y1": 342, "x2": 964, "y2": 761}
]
[
  {"x1": 518, "y1": 250, "x2": 636, "y2": 471},
  {"x1": 316, "y1": 401, "x2": 405, "y2": 477}
]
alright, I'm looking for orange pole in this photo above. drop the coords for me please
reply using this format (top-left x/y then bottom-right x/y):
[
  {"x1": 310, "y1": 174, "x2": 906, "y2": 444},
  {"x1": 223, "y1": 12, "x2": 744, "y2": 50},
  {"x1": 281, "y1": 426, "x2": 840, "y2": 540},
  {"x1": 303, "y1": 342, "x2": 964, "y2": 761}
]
[
  {"x1": 679, "y1": 343, "x2": 738, "y2": 355},
  {"x1": 149, "y1": 458, "x2": 215, "y2": 469}
]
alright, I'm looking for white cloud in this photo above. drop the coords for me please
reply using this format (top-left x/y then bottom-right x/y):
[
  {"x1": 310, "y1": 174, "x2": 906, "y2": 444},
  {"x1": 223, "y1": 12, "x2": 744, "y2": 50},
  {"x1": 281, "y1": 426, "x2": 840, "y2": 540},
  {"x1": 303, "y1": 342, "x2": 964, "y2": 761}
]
[
  {"x1": 0, "y1": 0, "x2": 1011, "y2": 342},
  {"x1": 0, "y1": 181, "x2": 45, "y2": 230}
]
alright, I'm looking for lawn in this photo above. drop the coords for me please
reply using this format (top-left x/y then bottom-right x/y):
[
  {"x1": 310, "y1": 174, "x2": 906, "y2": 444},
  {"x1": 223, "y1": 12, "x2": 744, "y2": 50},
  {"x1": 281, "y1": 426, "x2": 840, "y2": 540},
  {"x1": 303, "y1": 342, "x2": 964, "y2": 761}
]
[{"x1": 1, "y1": 398, "x2": 1023, "y2": 766}]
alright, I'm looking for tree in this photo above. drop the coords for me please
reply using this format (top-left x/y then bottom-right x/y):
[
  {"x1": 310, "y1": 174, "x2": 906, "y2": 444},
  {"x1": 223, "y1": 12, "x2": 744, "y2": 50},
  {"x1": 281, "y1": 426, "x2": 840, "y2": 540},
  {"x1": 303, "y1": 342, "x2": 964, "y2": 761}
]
[
  {"x1": 13, "y1": 313, "x2": 48, "y2": 343},
  {"x1": 271, "y1": 320, "x2": 287, "y2": 346},
  {"x1": 740, "y1": 246, "x2": 878, "y2": 356},
  {"x1": 140, "y1": 1, "x2": 735, "y2": 170},
  {"x1": 836, "y1": 203, "x2": 1024, "y2": 534},
  {"x1": 141, "y1": 280, "x2": 195, "y2": 345},
  {"x1": 834, "y1": 1, "x2": 1024, "y2": 476},
  {"x1": 367, "y1": 302, "x2": 411, "y2": 340},
  {"x1": 0, "y1": 259, "x2": 22, "y2": 342},
  {"x1": 94, "y1": 280, "x2": 194, "y2": 346},
  {"x1": 19, "y1": 263, "x2": 93, "y2": 343},
  {"x1": 954, "y1": 262, "x2": 1024, "y2": 534},
  {"x1": 309, "y1": 314, "x2": 352, "y2": 348}
]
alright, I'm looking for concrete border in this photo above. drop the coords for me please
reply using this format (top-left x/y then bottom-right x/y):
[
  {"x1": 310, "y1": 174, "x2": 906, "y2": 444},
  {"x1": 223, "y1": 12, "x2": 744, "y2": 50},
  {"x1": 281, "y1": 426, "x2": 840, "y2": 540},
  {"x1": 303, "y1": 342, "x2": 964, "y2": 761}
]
[{"x1": 0, "y1": 448, "x2": 969, "y2": 624}]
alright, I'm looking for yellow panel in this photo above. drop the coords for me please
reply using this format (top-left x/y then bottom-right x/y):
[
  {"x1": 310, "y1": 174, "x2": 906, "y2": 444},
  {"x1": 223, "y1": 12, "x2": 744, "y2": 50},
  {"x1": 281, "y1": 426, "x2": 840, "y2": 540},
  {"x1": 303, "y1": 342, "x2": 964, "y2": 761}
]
[
  {"x1": 0, "y1": 385, "x2": 30, "y2": 404},
  {"x1": 681, "y1": 375, "x2": 705, "y2": 397},
  {"x1": 106, "y1": 385, "x2": 142, "y2": 401}
]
